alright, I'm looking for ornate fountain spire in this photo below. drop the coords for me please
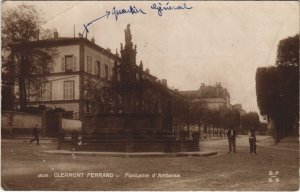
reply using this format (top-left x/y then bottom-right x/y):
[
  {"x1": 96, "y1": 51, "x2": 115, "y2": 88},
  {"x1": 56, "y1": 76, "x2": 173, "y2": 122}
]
[
  {"x1": 120, "y1": 24, "x2": 137, "y2": 66},
  {"x1": 124, "y1": 24, "x2": 132, "y2": 46},
  {"x1": 139, "y1": 60, "x2": 143, "y2": 69}
]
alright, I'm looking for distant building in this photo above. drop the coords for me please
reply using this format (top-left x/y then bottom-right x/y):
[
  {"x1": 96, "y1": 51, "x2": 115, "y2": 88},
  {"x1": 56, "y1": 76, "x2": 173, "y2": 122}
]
[
  {"x1": 232, "y1": 104, "x2": 246, "y2": 116},
  {"x1": 180, "y1": 82, "x2": 231, "y2": 110}
]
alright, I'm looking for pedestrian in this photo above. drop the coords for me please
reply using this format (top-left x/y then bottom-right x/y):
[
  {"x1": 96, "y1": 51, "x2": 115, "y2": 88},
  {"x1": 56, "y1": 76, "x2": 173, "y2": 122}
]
[
  {"x1": 30, "y1": 124, "x2": 39, "y2": 145},
  {"x1": 249, "y1": 128, "x2": 257, "y2": 155},
  {"x1": 179, "y1": 130, "x2": 186, "y2": 141},
  {"x1": 192, "y1": 131, "x2": 200, "y2": 142},
  {"x1": 227, "y1": 126, "x2": 236, "y2": 153},
  {"x1": 71, "y1": 130, "x2": 79, "y2": 147},
  {"x1": 191, "y1": 131, "x2": 196, "y2": 141}
]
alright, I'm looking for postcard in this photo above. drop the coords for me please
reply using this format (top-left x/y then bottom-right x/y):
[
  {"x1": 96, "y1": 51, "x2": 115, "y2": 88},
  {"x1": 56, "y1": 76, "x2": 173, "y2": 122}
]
[{"x1": 1, "y1": 1, "x2": 299, "y2": 191}]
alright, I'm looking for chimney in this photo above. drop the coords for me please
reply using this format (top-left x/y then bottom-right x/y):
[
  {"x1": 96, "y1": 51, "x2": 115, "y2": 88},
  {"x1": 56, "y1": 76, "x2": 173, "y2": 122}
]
[
  {"x1": 91, "y1": 37, "x2": 95, "y2": 43},
  {"x1": 106, "y1": 48, "x2": 111, "y2": 53},
  {"x1": 54, "y1": 29, "x2": 59, "y2": 39},
  {"x1": 162, "y1": 79, "x2": 167, "y2": 86}
]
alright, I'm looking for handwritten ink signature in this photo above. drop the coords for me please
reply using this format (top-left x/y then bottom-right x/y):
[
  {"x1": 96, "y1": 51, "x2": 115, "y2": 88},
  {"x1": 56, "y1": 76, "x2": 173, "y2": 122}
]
[
  {"x1": 150, "y1": 2, "x2": 193, "y2": 16},
  {"x1": 81, "y1": 5, "x2": 146, "y2": 38},
  {"x1": 111, "y1": 6, "x2": 147, "y2": 21},
  {"x1": 81, "y1": 2, "x2": 193, "y2": 38}
]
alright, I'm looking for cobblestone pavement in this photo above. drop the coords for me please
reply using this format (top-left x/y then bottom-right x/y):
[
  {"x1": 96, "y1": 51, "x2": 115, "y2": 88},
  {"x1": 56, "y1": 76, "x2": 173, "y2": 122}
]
[{"x1": 1, "y1": 136, "x2": 299, "y2": 191}]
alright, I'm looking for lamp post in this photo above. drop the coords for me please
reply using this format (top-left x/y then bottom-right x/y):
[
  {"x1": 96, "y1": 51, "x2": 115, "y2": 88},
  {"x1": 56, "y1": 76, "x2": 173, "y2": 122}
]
[
  {"x1": 186, "y1": 102, "x2": 191, "y2": 140},
  {"x1": 279, "y1": 94, "x2": 285, "y2": 140}
]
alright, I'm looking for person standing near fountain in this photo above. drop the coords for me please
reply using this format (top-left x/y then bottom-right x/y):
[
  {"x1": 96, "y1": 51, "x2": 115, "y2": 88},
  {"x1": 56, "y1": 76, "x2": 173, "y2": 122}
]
[
  {"x1": 227, "y1": 126, "x2": 236, "y2": 153},
  {"x1": 249, "y1": 128, "x2": 257, "y2": 155}
]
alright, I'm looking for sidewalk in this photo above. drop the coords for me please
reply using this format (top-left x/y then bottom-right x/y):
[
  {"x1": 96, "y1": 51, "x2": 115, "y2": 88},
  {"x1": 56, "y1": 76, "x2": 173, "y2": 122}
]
[
  {"x1": 257, "y1": 136, "x2": 299, "y2": 151},
  {"x1": 200, "y1": 137, "x2": 227, "y2": 142},
  {"x1": 2, "y1": 136, "x2": 227, "y2": 143},
  {"x1": 2, "y1": 137, "x2": 218, "y2": 157},
  {"x1": 43, "y1": 149, "x2": 218, "y2": 158},
  {"x1": 1, "y1": 137, "x2": 57, "y2": 143}
]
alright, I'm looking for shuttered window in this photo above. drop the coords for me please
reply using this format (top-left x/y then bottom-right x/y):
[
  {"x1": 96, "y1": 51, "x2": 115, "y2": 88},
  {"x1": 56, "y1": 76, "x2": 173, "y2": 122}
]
[
  {"x1": 105, "y1": 65, "x2": 108, "y2": 80},
  {"x1": 87, "y1": 56, "x2": 93, "y2": 74},
  {"x1": 61, "y1": 55, "x2": 77, "y2": 72},
  {"x1": 65, "y1": 56, "x2": 73, "y2": 72},
  {"x1": 95, "y1": 60, "x2": 101, "y2": 77},
  {"x1": 64, "y1": 81, "x2": 74, "y2": 100},
  {"x1": 41, "y1": 82, "x2": 51, "y2": 101}
]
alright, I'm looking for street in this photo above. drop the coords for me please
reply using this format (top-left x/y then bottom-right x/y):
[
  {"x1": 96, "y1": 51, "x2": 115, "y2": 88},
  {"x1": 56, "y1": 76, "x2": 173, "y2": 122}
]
[{"x1": 1, "y1": 136, "x2": 299, "y2": 191}]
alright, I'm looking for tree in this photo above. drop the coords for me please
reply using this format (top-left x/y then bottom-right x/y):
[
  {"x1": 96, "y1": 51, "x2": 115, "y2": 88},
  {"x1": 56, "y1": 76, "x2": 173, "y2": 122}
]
[
  {"x1": 258, "y1": 122, "x2": 268, "y2": 135},
  {"x1": 2, "y1": 4, "x2": 57, "y2": 111},
  {"x1": 276, "y1": 34, "x2": 299, "y2": 66},
  {"x1": 241, "y1": 112, "x2": 259, "y2": 130},
  {"x1": 220, "y1": 108, "x2": 240, "y2": 129},
  {"x1": 83, "y1": 77, "x2": 116, "y2": 115},
  {"x1": 256, "y1": 67, "x2": 279, "y2": 118},
  {"x1": 256, "y1": 34, "x2": 299, "y2": 142},
  {"x1": 210, "y1": 110, "x2": 221, "y2": 128}
]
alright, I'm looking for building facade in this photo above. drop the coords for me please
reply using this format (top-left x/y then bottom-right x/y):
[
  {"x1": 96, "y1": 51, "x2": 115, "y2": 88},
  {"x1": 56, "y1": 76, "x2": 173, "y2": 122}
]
[
  {"x1": 12, "y1": 27, "x2": 170, "y2": 121},
  {"x1": 13, "y1": 33, "x2": 119, "y2": 118},
  {"x1": 232, "y1": 104, "x2": 246, "y2": 116},
  {"x1": 180, "y1": 82, "x2": 231, "y2": 110}
]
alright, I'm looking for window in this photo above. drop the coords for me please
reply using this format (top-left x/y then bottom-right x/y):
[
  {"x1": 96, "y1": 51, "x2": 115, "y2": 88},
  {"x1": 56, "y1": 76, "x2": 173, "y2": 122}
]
[
  {"x1": 96, "y1": 61, "x2": 101, "y2": 77},
  {"x1": 105, "y1": 65, "x2": 108, "y2": 80},
  {"x1": 65, "y1": 56, "x2": 73, "y2": 72},
  {"x1": 87, "y1": 56, "x2": 93, "y2": 74},
  {"x1": 49, "y1": 63, "x2": 54, "y2": 73},
  {"x1": 28, "y1": 84, "x2": 40, "y2": 102},
  {"x1": 64, "y1": 81, "x2": 74, "y2": 100},
  {"x1": 61, "y1": 55, "x2": 76, "y2": 72},
  {"x1": 42, "y1": 63, "x2": 52, "y2": 74},
  {"x1": 41, "y1": 82, "x2": 51, "y2": 101}
]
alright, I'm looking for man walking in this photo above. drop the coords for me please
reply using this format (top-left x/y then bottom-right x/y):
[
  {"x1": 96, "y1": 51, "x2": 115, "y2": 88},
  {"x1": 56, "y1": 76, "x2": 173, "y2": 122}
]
[
  {"x1": 30, "y1": 124, "x2": 39, "y2": 145},
  {"x1": 227, "y1": 126, "x2": 236, "y2": 153}
]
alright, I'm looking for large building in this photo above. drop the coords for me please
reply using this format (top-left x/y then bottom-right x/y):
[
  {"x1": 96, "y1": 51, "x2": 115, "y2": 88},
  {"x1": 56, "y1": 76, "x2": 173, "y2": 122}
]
[
  {"x1": 13, "y1": 33, "x2": 118, "y2": 117},
  {"x1": 12, "y1": 27, "x2": 169, "y2": 120},
  {"x1": 180, "y1": 82, "x2": 231, "y2": 110}
]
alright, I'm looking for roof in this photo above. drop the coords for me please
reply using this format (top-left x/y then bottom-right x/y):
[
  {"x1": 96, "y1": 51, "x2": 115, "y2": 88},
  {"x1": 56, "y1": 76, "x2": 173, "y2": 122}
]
[
  {"x1": 179, "y1": 90, "x2": 199, "y2": 98},
  {"x1": 11, "y1": 37, "x2": 120, "y2": 60},
  {"x1": 179, "y1": 90, "x2": 198, "y2": 95}
]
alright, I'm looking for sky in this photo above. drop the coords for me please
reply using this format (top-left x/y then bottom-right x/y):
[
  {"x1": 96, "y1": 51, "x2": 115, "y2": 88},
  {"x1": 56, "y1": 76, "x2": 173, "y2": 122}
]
[{"x1": 2, "y1": 1, "x2": 299, "y2": 114}]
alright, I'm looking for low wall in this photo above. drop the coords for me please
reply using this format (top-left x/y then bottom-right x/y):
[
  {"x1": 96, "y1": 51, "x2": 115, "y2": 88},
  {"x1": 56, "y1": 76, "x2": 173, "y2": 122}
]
[
  {"x1": 2, "y1": 111, "x2": 42, "y2": 128},
  {"x1": 62, "y1": 118, "x2": 82, "y2": 133},
  {"x1": 2, "y1": 111, "x2": 42, "y2": 137}
]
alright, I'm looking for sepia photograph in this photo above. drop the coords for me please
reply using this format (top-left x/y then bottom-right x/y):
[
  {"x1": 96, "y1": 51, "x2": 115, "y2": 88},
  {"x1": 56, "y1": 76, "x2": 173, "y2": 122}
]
[{"x1": 1, "y1": 1, "x2": 299, "y2": 191}]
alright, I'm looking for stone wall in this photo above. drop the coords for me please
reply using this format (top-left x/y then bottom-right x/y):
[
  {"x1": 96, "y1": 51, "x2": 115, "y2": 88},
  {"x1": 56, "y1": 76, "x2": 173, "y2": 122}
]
[{"x1": 2, "y1": 111, "x2": 42, "y2": 137}]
